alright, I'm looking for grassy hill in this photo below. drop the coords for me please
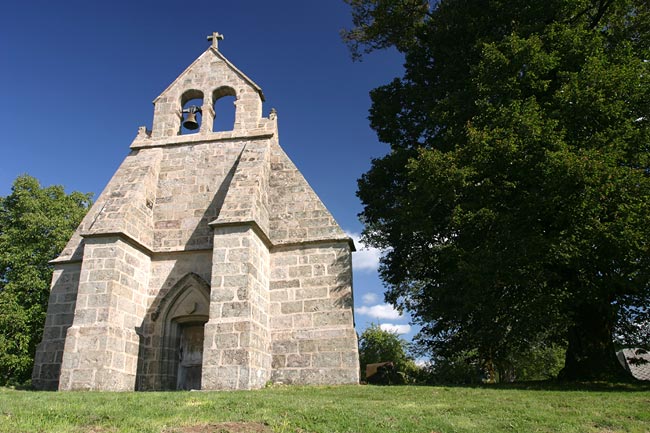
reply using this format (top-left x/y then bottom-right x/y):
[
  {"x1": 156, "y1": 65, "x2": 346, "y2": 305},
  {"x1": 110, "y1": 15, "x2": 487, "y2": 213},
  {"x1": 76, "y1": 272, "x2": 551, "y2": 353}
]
[{"x1": 1, "y1": 383, "x2": 649, "y2": 433}]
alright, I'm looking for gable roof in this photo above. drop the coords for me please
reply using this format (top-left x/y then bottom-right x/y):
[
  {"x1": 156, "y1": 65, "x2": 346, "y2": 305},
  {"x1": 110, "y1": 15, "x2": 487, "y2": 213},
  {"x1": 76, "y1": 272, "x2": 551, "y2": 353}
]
[
  {"x1": 211, "y1": 138, "x2": 352, "y2": 249},
  {"x1": 267, "y1": 141, "x2": 349, "y2": 245}
]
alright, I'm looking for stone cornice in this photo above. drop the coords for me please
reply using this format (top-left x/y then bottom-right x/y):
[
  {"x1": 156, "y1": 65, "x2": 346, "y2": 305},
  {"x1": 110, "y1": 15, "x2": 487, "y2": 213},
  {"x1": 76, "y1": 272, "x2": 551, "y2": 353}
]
[
  {"x1": 209, "y1": 219, "x2": 273, "y2": 249},
  {"x1": 130, "y1": 129, "x2": 275, "y2": 149},
  {"x1": 209, "y1": 219, "x2": 355, "y2": 252},
  {"x1": 50, "y1": 225, "x2": 355, "y2": 266},
  {"x1": 79, "y1": 231, "x2": 154, "y2": 257},
  {"x1": 49, "y1": 256, "x2": 83, "y2": 265},
  {"x1": 272, "y1": 237, "x2": 356, "y2": 252}
]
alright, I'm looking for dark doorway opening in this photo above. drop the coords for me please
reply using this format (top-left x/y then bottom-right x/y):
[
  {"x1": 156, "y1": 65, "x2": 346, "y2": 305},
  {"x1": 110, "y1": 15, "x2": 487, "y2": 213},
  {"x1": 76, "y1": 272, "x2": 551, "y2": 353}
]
[{"x1": 177, "y1": 323, "x2": 205, "y2": 390}]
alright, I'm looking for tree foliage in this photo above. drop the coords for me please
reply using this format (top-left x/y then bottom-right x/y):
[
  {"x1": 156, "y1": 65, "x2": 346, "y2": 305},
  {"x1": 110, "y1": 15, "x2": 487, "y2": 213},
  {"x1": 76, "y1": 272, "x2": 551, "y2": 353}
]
[
  {"x1": 0, "y1": 175, "x2": 91, "y2": 385},
  {"x1": 426, "y1": 343, "x2": 565, "y2": 384},
  {"x1": 358, "y1": 324, "x2": 419, "y2": 383},
  {"x1": 346, "y1": 0, "x2": 650, "y2": 380}
]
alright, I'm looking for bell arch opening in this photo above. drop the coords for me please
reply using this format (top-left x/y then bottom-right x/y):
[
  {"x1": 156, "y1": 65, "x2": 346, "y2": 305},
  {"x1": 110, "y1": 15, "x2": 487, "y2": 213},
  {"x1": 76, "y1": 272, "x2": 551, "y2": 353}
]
[
  {"x1": 180, "y1": 89, "x2": 204, "y2": 135},
  {"x1": 212, "y1": 86, "x2": 237, "y2": 132},
  {"x1": 158, "y1": 273, "x2": 210, "y2": 390}
]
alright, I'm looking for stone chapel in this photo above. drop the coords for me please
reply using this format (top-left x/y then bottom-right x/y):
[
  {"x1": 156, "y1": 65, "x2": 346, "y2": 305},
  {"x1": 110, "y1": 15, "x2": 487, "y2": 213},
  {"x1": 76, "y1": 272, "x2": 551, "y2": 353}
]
[{"x1": 32, "y1": 34, "x2": 360, "y2": 391}]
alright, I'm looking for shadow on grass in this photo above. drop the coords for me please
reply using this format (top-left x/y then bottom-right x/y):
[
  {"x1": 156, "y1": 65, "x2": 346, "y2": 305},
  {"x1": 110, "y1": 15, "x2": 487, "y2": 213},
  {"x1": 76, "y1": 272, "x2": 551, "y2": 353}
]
[
  {"x1": 6, "y1": 380, "x2": 650, "y2": 394},
  {"x1": 426, "y1": 379, "x2": 650, "y2": 392},
  {"x1": 1, "y1": 382, "x2": 37, "y2": 391}
]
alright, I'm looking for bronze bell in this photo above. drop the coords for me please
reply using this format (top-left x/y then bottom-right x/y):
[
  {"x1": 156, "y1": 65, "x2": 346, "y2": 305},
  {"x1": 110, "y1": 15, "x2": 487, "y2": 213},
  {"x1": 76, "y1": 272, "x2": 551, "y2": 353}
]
[
  {"x1": 183, "y1": 112, "x2": 199, "y2": 130},
  {"x1": 182, "y1": 105, "x2": 202, "y2": 130}
]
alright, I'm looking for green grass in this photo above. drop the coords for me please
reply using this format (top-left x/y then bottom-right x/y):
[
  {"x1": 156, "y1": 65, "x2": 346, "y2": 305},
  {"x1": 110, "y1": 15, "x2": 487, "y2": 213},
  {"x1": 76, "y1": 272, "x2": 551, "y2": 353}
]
[{"x1": 1, "y1": 383, "x2": 649, "y2": 433}]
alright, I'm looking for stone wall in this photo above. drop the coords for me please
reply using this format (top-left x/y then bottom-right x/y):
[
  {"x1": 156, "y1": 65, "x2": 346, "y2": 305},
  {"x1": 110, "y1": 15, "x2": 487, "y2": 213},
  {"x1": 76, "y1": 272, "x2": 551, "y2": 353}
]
[
  {"x1": 151, "y1": 140, "x2": 245, "y2": 251},
  {"x1": 203, "y1": 225, "x2": 271, "y2": 390},
  {"x1": 58, "y1": 237, "x2": 151, "y2": 391},
  {"x1": 269, "y1": 243, "x2": 359, "y2": 385},
  {"x1": 32, "y1": 263, "x2": 81, "y2": 390}
]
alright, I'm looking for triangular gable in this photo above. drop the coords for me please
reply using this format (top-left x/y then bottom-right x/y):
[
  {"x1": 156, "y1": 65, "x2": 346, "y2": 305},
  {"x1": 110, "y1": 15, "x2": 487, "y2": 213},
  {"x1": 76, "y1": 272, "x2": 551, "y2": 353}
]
[
  {"x1": 153, "y1": 47, "x2": 265, "y2": 104},
  {"x1": 267, "y1": 142, "x2": 349, "y2": 245}
]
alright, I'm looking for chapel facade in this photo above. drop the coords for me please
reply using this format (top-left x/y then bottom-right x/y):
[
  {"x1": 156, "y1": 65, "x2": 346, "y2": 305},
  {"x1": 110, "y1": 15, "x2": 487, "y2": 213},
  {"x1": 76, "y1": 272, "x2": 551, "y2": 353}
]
[{"x1": 31, "y1": 35, "x2": 360, "y2": 391}]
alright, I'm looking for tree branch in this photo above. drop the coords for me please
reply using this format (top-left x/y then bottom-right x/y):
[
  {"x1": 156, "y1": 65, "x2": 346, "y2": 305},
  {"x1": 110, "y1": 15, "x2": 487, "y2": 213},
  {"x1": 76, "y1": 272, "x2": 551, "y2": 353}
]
[{"x1": 589, "y1": 0, "x2": 614, "y2": 29}]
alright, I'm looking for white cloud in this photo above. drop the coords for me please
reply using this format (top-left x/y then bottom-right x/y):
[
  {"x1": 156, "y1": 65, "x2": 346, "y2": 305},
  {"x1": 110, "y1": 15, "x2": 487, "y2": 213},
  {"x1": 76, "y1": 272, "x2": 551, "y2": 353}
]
[
  {"x1": 346, "y1": 232, "x2": 382, "y2": 272},
  {"x1": 356, "y1": 303, "x2": 402, "y2": 320},
  {"x1": 361, "y1": 292, "x2": 379, "y2": 305},
  {"x1": 380, "y1": 323, "x2": 411, "y2": 334}
]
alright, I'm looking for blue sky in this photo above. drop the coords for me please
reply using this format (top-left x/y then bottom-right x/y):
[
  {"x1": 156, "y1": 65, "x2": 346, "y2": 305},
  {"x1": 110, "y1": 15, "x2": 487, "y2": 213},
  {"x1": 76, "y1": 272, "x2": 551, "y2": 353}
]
[{"x1": 0, "y1": 1, "x2": 417, "y2": 341}]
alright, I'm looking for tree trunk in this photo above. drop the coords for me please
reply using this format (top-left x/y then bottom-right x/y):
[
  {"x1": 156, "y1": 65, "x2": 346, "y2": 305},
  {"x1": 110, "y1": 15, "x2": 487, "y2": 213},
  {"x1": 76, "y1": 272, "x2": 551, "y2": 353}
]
[{"x1": 559, "y1": 302, "x2": 629, "y2": 381}]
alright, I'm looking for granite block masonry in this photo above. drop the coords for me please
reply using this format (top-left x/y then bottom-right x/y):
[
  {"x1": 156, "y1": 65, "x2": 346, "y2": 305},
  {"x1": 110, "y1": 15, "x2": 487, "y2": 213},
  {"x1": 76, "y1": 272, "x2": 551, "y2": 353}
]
[{"x1": 32, "y1": 34, "x2": 360, "y2": 391}]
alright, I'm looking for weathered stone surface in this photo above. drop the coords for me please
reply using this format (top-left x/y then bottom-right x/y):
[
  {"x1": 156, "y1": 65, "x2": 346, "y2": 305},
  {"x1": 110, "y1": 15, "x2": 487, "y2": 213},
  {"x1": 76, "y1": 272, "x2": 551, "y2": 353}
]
[{"x1": 32, "y1": 40, "x2": 359, "y2": 392}]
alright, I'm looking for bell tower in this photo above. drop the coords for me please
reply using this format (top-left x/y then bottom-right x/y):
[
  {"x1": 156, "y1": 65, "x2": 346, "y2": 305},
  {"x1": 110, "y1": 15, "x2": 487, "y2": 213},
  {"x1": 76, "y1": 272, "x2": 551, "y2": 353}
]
[{"x1": 32, "y1": 35, "x2": 359, "y2": 391}]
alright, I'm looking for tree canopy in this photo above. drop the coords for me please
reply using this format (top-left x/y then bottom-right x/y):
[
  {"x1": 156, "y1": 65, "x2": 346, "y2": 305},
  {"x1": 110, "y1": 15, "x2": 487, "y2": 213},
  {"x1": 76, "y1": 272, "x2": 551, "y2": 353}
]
[
  {"x1": 346, "y1": 0, "x2": 650, "y2": 380},
  {"x1": 358, "y1": 324, "x2": 419, "y2": 383},
  {"x1": 0, "y1": 175, "x2": 91, "y2": 385}
]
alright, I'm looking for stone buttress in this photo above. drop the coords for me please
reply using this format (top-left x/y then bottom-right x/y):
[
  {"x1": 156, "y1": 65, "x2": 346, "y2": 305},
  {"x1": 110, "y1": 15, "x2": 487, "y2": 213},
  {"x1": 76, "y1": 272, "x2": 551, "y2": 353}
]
[{"x1": 31, "y1": 38, "x2": 359, "y2": 391}]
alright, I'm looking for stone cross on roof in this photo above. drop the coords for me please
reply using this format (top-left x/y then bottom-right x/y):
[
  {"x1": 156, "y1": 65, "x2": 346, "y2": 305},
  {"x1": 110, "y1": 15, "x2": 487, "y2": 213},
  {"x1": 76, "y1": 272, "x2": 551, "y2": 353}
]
[{"x1": 207, "y1": 32, "x2": 224, "y2": 50}]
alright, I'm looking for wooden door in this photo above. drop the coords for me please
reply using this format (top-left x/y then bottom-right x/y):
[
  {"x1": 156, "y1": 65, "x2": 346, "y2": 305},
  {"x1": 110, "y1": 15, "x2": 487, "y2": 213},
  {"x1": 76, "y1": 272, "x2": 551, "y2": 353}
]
[{"x1": 177, "y1": 324, "x2": 204, "y2": 390}]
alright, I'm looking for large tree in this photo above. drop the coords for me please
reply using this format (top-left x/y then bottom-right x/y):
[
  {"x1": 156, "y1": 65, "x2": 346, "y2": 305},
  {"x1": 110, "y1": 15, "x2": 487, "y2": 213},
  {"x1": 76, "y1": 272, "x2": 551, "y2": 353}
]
[
  {"x1": 345, "y1": 0, "x2": 650, "y2": 380},
  {"x1": 0, "y1": 175, "x2": 91, "y2": 385}
]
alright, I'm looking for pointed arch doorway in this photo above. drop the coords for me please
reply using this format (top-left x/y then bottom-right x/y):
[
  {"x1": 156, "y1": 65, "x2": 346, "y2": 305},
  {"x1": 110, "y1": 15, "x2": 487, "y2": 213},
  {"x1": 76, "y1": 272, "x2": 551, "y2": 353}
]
[{"x1": 159, "y1": 273, "x2": 210, "y2": 390}]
